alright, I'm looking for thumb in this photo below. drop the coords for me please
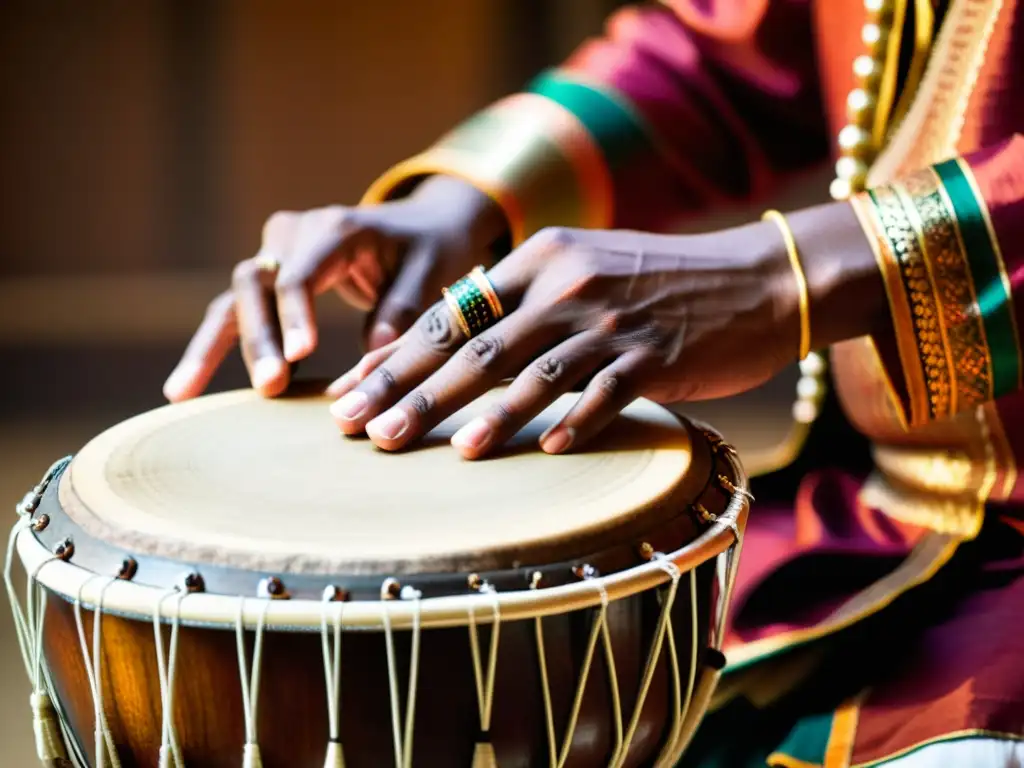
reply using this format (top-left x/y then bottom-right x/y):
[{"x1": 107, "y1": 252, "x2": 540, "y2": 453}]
[{"x1": 364, "y1": 243, "x2": 440, "y2": 350}]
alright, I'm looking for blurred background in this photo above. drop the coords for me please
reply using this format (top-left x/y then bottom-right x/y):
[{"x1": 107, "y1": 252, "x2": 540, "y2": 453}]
[{"x1": 0, "y1": 1, "x2": 838, "y2": 761}]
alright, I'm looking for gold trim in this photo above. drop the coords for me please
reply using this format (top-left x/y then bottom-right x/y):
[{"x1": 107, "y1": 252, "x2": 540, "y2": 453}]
[
  {"x1": 919, "y1": 169, "x2": 994, "y2": 407},
  {"x1": 892, "y1": 182, "x2": 959, "y2": 415},
  {"x1": 825, "y1": 692, "x2": 866, "y2": 768},
  {"x1": 859, "y1": 471, "x2": 984, "y2": 539},
  {"x1": 953, "y1": 157, "x2": 1024, "y2": 388},
  {"x1": 872, "y1": 0, "x2": 910, "y2": 146},
  {"x1": 870, "y1": 185, "x2": 952, "y2": 423},
  {"x1": 887, "y1": 0, "x2": 935, "y2": 135},
  {"x1": 849, "y1": 195, "x2": 920, "y2": 430},
  {"x1": 769, "y1": 756, "x2": 821, "y2": 768}
]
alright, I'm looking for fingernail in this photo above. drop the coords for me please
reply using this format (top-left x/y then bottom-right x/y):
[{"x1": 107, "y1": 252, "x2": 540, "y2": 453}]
[
  {"x1": 540, "y1": 426, "x2": 575, "y2": 454},
  {"x1": 368, "y1": 409, "x2": 409, "y2": 441},
  {"x1": 283, "y1": 329, "x2": 311, "y2": 361},
  {"x1": 326, "y1": 373, "x2": 356, "y2": 398},
  {"x1": 252, "y1": 358, "x2": 284, "y2": 391},
  {"x1": 162, "y1": 364, "x2": 196, "y2": 401},
  {"x1": 331, "y1": 391, "x2": 368, "y2": 421},
  {"x1": 368, "y1": 322, "x2": 399, "y2": 350},
  {"x1": 451, "y1": 418, "x2": 493, "y2": 453}
]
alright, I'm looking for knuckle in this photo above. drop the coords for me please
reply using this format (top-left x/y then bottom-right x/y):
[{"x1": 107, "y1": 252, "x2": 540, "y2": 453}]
[
  {"x1": 489, "y1": 401, "x2": 515, "y2": 426},
  {"x1": 592, "y1": 370, "x2": 627, "y2": 403},
  {"x1": 405, "y1": 390, "x2": 435, "y2": 416},
  {"x1": 533, "y1": 226, "x2": 575, "y2": 251},
  {"x1": 417, "y1": 303, "x2": 460, "y2": 351},
  {"x1": 373, "y1": 366, "x2": 397, "y2": 393},
  {"x1": 459, "y1": 335, "x2": 504, "y2": 372},
  {"x1": 532, "y1": 356, "x2": 566, "y2": 384}
]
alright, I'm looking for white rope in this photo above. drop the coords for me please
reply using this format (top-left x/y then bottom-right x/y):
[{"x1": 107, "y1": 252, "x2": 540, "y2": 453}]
[
  {"x1": 236, "y1": 598, "x2": 271, "y2": 766},
  {"x1": 320, "y1": 590, "x2": 344, "y2": 743},
  {"x1": 557, "y1": 584, "x2": 612, "y2": 768},
  {"x1": 653, "y1": 570, "x2": 701, "y2": 767},
  {"x1": 6, "y1": 520, "x2": 36, "y2": 677},
  {"x1": 468, "y1": 592, "x2": 502, "y2": 736},
  {"x1": 613, "y1": 557, "x2": 681, "y2": 768},
  {"x1": 381, "y1": 587, "x2": 424, "y2": 768},
  {"x1": 533, "y1": 612, "x2": 557, "y2": 767},
  {"x1": 7, "y1": 521, "x2": 69, "y2": 766},
  {"x1": 534, "y1": 579, "x2": 622, "y2": 768},
  {"x1": 153, "y1": 589, "x2": 186, "y2": 768},
  {"x1": 73, "y1": 577, "x2": 122, "y2": 768},
  {"x1": 601, "y1": 588, "x2": 624, "y2": 766}
]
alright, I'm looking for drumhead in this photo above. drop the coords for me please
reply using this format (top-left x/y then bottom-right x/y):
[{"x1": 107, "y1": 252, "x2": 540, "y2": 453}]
[{"x1": 57, "y1": 385, "x2": 700, "y2": 575}]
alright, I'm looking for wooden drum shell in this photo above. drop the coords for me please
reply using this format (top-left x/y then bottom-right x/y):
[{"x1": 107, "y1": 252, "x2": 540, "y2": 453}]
[{"x1": 43, "y1": 562, "x2": 716, "y2": 767}]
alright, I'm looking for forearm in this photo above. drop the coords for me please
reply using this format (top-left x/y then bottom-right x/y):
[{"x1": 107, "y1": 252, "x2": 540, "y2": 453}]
[{"x1": 362, "y1": 1, "x2": 827, "y2": 245}]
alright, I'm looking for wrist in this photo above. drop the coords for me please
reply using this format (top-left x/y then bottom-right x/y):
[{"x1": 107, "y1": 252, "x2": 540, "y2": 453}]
[
  {"x1": 783, "y1": 201, "x2": 888, "y2": 350},
  {"x1": 411, "y1": 174, "x2": 509, "y2": 252}
]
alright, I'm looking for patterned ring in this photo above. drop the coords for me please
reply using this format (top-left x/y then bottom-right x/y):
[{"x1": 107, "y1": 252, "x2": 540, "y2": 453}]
[{"x1": 441, "y1": 266, "x2": 505, "y2": 340}]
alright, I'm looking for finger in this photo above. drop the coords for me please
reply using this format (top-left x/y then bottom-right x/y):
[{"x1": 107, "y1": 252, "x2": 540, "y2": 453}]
[
  {"x1": 163, "y1": 292, "x2": 238, "y2": 402},
  {"x1": 362, "y1": 305, "x2": 561, "y2": 451},
  {"x1": 448, "y1": 330, "x2": 609, "y2": 459},
  {"x1": 333, "y1": 274, "x2": 376, "y2": 313},
  {"x1": 232, "y1": 257, "x2": 290, "y2": 397},
  {"x1": 325, "y1": 338, "x2": 402, "y2": 398},
  {"x1": 539, "y1": 348, "x2": 652, "y2": 454},
  {"x1": 366, "y1": 242, "x2": 440, "y2": 351},
  {"x1": 349, "y1": 239, "x2": 392, "y2": 306},
  {"x1": 329, "y1": 300, "x2": 466, "y2": 432},
  {"x1": 275, "y1": 208, "x2": 359, "y2": 362}
]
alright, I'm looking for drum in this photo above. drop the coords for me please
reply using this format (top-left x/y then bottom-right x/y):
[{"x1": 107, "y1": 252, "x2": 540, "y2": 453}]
[{"x1": 6, "y1": 384, "x2": 749, "y2": 768}]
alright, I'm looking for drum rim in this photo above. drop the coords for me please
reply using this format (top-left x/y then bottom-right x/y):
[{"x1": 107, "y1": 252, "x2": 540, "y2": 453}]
[{"x1": 14, "y1": 431, "x2": 748, "y2": 633}]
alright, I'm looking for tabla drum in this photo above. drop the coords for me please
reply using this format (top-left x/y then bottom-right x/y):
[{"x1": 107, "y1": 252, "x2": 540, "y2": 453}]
[{"x1": 6, "y1": 384, "x2": 749, "y2": 768}]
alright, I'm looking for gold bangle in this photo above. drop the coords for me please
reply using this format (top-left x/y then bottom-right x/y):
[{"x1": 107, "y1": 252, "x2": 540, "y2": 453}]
[{"x1": 762, "y1": 209, "x2": 811, "y2": 360}]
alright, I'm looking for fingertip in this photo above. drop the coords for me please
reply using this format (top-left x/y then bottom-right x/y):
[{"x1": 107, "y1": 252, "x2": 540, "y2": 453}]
[
  {"x1": 451, "y1": 417, "x2": 493, "y2": 459},
  {"x1": 283, "y1": 328, "x2": 316, "y2": 362},
  {"x1": 368, "y1": 322, "x2": 399, "y2": 351},
  {"x1": 163, "y1": 364, "x2": 200, "y2": 403},
  {"x1": 365, "y1": 408, "x2": 411, "y2": 449},
  {"x1": 540, "y1": 425, "x2": 575, "y2": 455},
  {"x1": 252, "y1": 358, "x2": 289, "y2": 397}
]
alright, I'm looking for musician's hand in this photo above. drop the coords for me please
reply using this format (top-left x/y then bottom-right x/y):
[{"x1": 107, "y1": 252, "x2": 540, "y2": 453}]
[
  {"x1": 327, "y1": 203, "x2": 884, "y2": 458},
  {"x1": 163, "y1": 175, "x2": 506, "y2": 402}
]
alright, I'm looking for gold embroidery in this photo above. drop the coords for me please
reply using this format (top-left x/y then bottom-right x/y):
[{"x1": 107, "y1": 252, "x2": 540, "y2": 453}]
[
  {"x1": 850, "y1": 193, "x2": 926, "y2": 425},
  {"x1": 870, "y1": 185, "x2": 952, "y2": 421},
  {"x1": 897, "y1": 168, "x2": 993, "y2": 409}
]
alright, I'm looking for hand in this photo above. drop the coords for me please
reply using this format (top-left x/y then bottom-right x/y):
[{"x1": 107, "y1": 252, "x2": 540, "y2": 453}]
[
  {"x1": 327, "y1": 203, "x2": 884, "y2": 459},
  {"x1": 163, "y1": 175, "x2": 506, "y2": 402}
]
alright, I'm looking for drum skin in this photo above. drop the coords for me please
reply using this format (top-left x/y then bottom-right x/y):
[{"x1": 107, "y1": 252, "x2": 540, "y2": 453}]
[
  {"x1": 20, "y1": 388, "x2": 744, "y2": 767},
  {"x1": 42, "y1": 565, "x2": 715, "y2": 767}
]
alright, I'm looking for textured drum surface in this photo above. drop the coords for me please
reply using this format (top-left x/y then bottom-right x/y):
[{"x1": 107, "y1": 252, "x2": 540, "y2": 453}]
[{"x1": 59, "y1": 385, "x2": 695, "y2": 573}]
